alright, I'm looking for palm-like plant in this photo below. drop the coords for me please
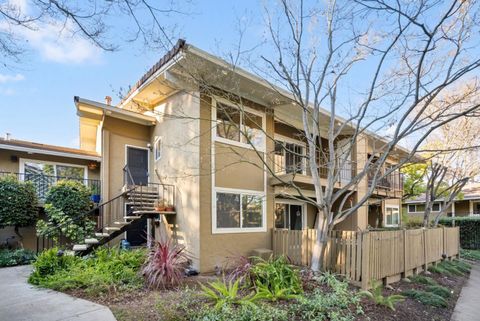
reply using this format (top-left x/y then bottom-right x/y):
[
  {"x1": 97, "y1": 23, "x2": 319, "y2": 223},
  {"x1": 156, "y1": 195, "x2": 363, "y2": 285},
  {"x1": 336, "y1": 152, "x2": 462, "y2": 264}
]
[
  {"x1": 359, "y1": 280, "x2": 405, "y2": 311},
  {"x1": 200, "y1": 278, "x2": 254, "y2": 309},
  {"x1": 142, "y1": 238, "x2": 190, "y2": 289}
]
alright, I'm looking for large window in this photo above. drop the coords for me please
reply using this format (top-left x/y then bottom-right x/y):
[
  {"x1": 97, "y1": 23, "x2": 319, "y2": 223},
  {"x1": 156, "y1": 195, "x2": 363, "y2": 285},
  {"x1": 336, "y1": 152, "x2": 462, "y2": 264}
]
[
  {"x1": 215, "y1": 189, "x2": 265, "y2": 232},
  {"x1": 385, "y1": 206, "x2": 400, "y2": 227},
  {"x1": 274, "y1": 139, "x2": 305, "y2": 174},
  {"x1": 215, "y1": 101, "x2": 265, "y2": 151},
  {"x1": 407, "y1": 203, "x2": 440, "y2": 213},
  {"x1": 22, "y1": 160, "x2": 86, "y2": 179}
]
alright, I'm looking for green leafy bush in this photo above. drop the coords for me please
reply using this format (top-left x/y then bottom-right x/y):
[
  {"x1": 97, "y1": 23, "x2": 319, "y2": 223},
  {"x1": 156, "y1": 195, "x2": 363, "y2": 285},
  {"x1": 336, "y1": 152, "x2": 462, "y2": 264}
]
[
  {"x1": 0, "y1": 175, "x2": 38, "y2": 245},
  {"x1": 359, "y1": 280, "x2": 405, "y2": 311},
  {"x1": 250, "y1": 256, "x2": 302, "y2": 301},
  {"x1": 403, "y1": 289, "x2": 448, "y2": 307},
  {"x1": 425, "y1": 285, "x2": 452, "y2": 298},
  {"x1": 36, "y1": 180, "x2": 95, "y2": 244},
  {"x1": 292, "y1": 273, "x2": 363, "y2": 321},
  {"x1": 439, "y1": 217, "x2": 480, "y2": 249},
  {"x1": 191, "y1": 303, "x2": 289, "y2": 321},
  {"x1": 200, "y1": 278, "x2": 254, "y2": 309},
  {"x1": 0, "y1": 249, "x2": 36, "y2": 267},
  {"x1": 408, "y1": 275, "x2": 437, "y2": 285},
  {"x1": 29, "y1": 247, "x2": 147, "y2": 296},
  {"x1": 461, "y1": 249, "x2": 480, "y2": 261},
  {"x1": 428, "y1": 264, "x2": 450, "y2": 275}
]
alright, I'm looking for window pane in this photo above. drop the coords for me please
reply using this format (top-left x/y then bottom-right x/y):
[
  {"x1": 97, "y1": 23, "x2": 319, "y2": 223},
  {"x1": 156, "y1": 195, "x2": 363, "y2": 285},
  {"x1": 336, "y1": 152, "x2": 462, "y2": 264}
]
[
  {"x1": 56, "y1": 165, "x2": 84, "y2": 179},
  {"x1": 243, "y1": 111, "x2": 264, "y2": 149},
  {"x1": 432, "y1": 203, "x2": 440, "y2": 211},
  {"x1": 285, "y1": 143, "x2": 304, "y2": 174},
  {"x1": 25, "y1": 162, "x2": 55, "y2": 176},
  {"x1": 216, "y1": 192, "x2": 240, "y2": 228},
  {"x1": 408, "y1": 205, "x2": 416, "y2": 213},
  {"x1": 242, "y1": 195, "x2": 263, "y2": 228},
  {"x1": 216, "y1": 103, "x2": 240, "y2": 142},
  {"x1": 275, "y1": 203, "x2": 288, "y2": 229},
  {"x1": 155, "y1": 139, "x2": 161, "y2": 160},
  {"x1": 417, "y1": 204, "x2": 425, "y2": 212}
]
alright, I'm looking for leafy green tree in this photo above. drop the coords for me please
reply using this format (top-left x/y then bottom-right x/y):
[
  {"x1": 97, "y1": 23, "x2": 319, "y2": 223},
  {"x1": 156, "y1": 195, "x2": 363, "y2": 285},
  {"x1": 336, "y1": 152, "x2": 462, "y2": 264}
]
[
  {"x1": 401, "y1": 163, "x2": 428, "y2": 201},
  {"x1": 37, "y1": 180, "x2": 95, "y2": 244},
  {"x1": 0, "y1": 175, "x2": 38, "y2": 247}
]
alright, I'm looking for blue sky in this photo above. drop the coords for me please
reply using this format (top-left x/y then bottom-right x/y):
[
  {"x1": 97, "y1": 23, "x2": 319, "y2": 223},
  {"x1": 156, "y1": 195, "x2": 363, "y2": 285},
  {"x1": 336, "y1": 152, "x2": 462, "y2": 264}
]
[{"x1": 0, "y1": 0, "x2": 262, "y2": 148}]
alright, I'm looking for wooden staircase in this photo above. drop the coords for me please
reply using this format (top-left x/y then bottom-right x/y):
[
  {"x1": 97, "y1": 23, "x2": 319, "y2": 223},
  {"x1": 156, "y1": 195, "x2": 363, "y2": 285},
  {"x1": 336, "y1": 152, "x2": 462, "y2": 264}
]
[{"x1": 72, "y1": 184, "x2": 176, "y2": 256}]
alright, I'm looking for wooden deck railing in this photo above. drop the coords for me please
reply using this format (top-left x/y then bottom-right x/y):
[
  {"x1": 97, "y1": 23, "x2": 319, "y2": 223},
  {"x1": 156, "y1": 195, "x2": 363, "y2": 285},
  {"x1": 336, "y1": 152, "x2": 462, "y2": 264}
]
[{"x1": 272, "y1": 227, "x2": 460, "y2": 289}]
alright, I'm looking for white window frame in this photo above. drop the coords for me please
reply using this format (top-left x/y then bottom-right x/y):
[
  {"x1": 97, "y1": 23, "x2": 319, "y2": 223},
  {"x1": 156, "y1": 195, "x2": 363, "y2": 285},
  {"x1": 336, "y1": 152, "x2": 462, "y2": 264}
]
[
  {"x1": 153, "y1": 136, "x2": 162, "y2": 162},
  {"x1": 19, "y1": 158, "x2": 88, "y2": 180},
  {"x1": 274, "y1": 134, "x2": 307, "y2": 175},
  {"x1": 274, "y1": 199, "x2": 307, "y2": 230},
  {"x1": 384, "y1": 205, "x2": 400, "y2": 227},
  {"x1": 213, "y1": 187, "x2": 267, "y2": 234},
  {"x1": 212, "y1": 97, "x2": 266, "y2": 152}
]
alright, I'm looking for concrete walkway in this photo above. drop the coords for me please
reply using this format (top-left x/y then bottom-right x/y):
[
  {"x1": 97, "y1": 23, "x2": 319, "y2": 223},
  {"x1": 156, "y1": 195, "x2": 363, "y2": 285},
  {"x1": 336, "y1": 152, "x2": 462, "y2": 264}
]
[
  {"x1": 0, "y1": 265, "x2": 116, "y2": 321},
  {"x1": 451, "y1": 263, "x2": 480, "y2": 321}
]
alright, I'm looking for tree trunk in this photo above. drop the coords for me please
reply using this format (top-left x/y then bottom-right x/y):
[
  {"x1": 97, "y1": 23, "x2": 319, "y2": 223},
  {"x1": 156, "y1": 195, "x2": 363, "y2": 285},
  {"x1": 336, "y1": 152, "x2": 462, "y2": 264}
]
[
  {"x1": 13, "y1": 226, "x2": 24, "y2": 249},
  {"x1": 310, "y1": 213, "x2": 329, "y2": 271}
]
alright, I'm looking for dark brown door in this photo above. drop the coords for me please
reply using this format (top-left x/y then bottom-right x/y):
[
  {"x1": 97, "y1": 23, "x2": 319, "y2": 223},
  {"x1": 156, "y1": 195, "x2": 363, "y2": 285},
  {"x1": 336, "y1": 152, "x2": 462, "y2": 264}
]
[{"x1": 126, "y1": 146, "x2": 149, "y2": 186}]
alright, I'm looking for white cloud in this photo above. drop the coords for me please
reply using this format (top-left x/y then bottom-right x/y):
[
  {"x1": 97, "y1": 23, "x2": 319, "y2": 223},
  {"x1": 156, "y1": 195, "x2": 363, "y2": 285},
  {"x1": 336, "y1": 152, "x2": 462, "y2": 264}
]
[
  {"x1": 0, "y1": 88, "x2": 16, "y2": 96},
  {"x1": 0, "y1": 73, "x2": 25, "y2": 84},
  {"x1": 1, "y1": 1, "x2": 102, "y2": 64}
]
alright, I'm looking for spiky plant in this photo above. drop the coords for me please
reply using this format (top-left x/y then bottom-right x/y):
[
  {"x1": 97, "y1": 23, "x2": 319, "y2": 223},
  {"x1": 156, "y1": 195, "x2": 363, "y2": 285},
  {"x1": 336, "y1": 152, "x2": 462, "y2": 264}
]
[
  {"x1": 142, "y1": 238, "x2": 190, "y2": 289},
  {"x1": 225, "y1": 255, "x2": 253, "y2": 284}
]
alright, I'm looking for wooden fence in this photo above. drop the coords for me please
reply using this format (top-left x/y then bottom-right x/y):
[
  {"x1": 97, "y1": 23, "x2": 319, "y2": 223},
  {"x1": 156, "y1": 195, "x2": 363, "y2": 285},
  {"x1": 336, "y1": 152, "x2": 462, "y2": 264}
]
[{"x1": 272, "y1": 227, "x2": 460, "y2": 288}]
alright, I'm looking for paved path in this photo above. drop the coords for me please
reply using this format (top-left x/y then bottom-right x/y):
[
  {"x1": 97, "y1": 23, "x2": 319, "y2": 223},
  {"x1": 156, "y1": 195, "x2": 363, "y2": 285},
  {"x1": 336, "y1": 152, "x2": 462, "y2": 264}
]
[
  {"x1": 0, "y1": 265, "x2": 116, "y2": 321},
  {"x1": 451, "y1": 263, "x2": 480, "y2": 321}
]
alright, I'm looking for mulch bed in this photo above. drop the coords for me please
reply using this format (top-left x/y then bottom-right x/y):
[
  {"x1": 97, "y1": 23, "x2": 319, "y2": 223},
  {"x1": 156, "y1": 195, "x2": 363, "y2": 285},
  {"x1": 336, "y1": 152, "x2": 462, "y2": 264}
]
[
  {"x1": 359, "y1": 270, "x2": 469, "y2": 321},
  {"x1": 64, "y1": 267, "x2": 471, "y2": 321}
]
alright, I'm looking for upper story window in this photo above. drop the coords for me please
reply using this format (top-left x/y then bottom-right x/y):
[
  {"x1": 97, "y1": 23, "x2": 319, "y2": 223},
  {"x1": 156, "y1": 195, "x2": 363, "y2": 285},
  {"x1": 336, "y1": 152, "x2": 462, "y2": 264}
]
[
  {"x1": 154, "y1": 137, "x2": 162, "y2": 161},
  {"x1": 214, "y1": 100, "x2": 266, "y2": 151},
  {"x1": 274, "y1": 137, "x2": 306, "y2": 175}
]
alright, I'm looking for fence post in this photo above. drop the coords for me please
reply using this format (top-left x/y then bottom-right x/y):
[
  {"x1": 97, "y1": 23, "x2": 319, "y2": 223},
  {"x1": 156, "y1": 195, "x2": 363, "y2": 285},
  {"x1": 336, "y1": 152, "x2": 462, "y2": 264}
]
[
  {"x1": 361, "y1": 231, "x2": 370, "y2": 290},
  {"x1": 402, "y1": 229, "x2": 407, "y2": 278},
  {"x1": 423, "y1": 228, "x2": 427, "y2": 271},
  {"x1": 442, "y1": 226, "x2": 446, "y2": 258}
]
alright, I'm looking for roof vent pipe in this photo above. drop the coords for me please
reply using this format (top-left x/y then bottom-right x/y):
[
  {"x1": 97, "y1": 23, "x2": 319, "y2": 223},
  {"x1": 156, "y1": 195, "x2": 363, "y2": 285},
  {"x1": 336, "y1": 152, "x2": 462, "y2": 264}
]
[
  {"x1": 4, "y1": 132, "x2": 11, "y2": 140},
  {"x1": 105, "y1": 96, "x2": 112, "y2": 106}
]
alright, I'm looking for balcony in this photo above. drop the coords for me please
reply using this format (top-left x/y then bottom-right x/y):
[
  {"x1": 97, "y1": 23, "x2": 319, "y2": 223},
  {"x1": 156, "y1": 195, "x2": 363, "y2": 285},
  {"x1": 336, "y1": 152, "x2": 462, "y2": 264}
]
[
  {"x1": 0, "y1": 171, "x2": 101, "y2": 203},
  {"x1": 367, "y1": 169, "x2": 403, "y2": 198}
]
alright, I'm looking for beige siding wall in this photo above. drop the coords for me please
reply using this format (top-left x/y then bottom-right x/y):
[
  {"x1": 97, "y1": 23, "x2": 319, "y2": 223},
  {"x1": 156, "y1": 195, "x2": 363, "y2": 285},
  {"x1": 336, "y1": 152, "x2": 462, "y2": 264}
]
[
  {"x1": 0, "y1": 149, "x2": 100, "y2": 180},
  {"x1": 199, "y1": 94, "x2": 275, "y2": 273},
  {"x1": 151, "y1": 91, "x2": 202, "y2": 270},
  {"x1": 102, "y1": 117, "x2": 151, "y2": 199}
]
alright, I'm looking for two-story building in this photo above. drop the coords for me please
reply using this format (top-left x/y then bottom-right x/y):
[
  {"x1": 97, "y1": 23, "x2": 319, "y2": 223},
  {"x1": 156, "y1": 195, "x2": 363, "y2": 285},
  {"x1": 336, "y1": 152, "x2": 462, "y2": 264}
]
[{"x1": 72, "y1": 39, "x2": 405, "y2": 272}]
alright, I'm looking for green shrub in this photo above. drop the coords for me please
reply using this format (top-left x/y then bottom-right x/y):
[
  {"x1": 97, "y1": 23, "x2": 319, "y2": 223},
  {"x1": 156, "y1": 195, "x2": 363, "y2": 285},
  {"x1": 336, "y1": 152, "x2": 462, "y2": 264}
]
[
  {"x1": 200, "y1": 278, "x2": 254, "y2": 309},
  {"x1": 359, "y1": 280, "x2": 405, "y2": 311},
  {"x1": 461, "y1": 249, "x2": 480, "y2": 261},
  {"x1": 425, "y1": 285, "x2": 452, "y2": 298},
  {"x1": 291, "y1": 273, "x2": 363, "y2": 321},
  {"x1": 36, "y1": 180, "x2": 95, "y2": 244},
  {"x1": 408, "y1": 275, "x2": 437, "y2": 285},
  {"x1": 250, "y1": 256, "x2": 302, "y2": 301},
  {"x1": 439, "y1": 217, "x2": 480, "y2": 249},
  {"x1": 403, "y1": 289, "x2": 448, "y2": 307},
  {"x1": 0, "y1": 249, "x2": 36, "y2": 267},
  {"x1": 29, "y1": 247, "x2": 147, "y2": 296},
  {"x1": 191, "y1": 303, "x2": 289, "y2": 321},
  {"x1": 29, "y1": 248, "x2": 80, "y2": 283},
  {"x1": 438, "y1": 261, "x2": 465, "y2": 276},
  {"x1": 0, "y1": 175, "x2": 38, "y2": 245}
]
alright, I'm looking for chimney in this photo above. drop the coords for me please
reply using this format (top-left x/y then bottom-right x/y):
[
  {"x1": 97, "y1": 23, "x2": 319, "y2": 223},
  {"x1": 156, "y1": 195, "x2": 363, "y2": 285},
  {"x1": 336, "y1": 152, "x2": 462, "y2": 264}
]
[
  {"x1": 4, "y1": 133, "x2": 11, "y2": 140},
  {"x1": 105, "y1": 96, "x2": 112, "y2": 106}
]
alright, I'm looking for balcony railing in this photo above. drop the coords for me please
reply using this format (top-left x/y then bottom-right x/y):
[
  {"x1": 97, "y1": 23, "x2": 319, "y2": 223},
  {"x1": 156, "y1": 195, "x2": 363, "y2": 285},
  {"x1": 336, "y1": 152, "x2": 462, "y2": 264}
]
[
  {"x1": 368, "y1": 169, "x2": 403, "y2": 191},
  {"x1": 0, "y1": 171, "x2": 101, "y2": 202}
]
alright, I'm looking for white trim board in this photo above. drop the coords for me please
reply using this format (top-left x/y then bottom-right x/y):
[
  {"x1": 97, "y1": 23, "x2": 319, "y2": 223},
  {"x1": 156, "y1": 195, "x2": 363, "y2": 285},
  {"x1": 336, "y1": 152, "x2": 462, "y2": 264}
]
[{"x1": 0, "y1": 144, "x2": 101, "y2": 162}]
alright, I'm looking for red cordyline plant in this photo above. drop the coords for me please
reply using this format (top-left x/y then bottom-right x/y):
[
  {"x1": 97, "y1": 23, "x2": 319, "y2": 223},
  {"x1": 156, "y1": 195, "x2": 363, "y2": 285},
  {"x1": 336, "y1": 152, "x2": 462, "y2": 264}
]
[
  {"x1": 142, "y1": 238, "x2": 190, "y2": 289},
  {"x1": 225, "y1": 255, "x2": 253, "y2": 284}
]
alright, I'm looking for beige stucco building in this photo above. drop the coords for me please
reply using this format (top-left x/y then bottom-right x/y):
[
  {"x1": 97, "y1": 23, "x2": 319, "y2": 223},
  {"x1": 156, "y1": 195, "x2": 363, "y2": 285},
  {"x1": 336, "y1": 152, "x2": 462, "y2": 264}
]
[{"x1": 70, "y1": 40, "x2": 405, "y2": 272}]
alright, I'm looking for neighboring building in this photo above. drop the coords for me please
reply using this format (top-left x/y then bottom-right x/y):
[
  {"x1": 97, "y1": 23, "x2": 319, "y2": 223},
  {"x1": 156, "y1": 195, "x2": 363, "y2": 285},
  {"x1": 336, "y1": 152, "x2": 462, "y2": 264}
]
[
  {"x1": 0, "y1": 136, "x2": 101, "y2": 250},
  {"x1": 403, "y1": 183, "x2": 480, "y2": 220},
  {"x1": 74, "y1": 39, "x2": 406, "y2": 272}
]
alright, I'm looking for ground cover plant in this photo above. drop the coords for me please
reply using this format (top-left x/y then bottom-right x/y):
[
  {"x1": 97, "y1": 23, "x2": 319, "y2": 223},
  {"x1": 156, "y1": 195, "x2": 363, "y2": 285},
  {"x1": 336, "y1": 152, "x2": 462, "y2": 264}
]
[
  {"x1": 460, "y1": 249, "x2": 480, "y2": 261},
  {"x1": 359, "y1": 280, "x2": 404, "y2": 311},
  {"x1": 0, "y1": 248, "x2": 36, "y2": 267},
  {"x1": 29, "y1": 247, "x2": 147, "y2": 296},
  {"x1": 402, "y1": 289, "x2": 448, "y2": 307}
]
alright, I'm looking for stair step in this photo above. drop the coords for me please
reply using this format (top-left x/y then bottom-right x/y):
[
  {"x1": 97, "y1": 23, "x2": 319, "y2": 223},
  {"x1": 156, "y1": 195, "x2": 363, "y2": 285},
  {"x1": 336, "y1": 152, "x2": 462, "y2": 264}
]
[
  {"x1": 114, "y1": 221, "x2": 130, "y2": 226},
  {"x1": 124, "y1": 216, "x2": 140, "y2": 220},
  {"x1": 104, "y1": 226, "x2": 121, "y2": 232},
  {"x1": 95, "y1": 233, "x2": 110, "y2": 238},
  {"x1": 85, "y1": 238, "x2": 99, "y2": 245},
  {"x1": 73, "y1": 244, "x2": 89, "y2": 251},
  {"x1": 132, "y1": 210, "x2": 176, "y2": 215}
]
